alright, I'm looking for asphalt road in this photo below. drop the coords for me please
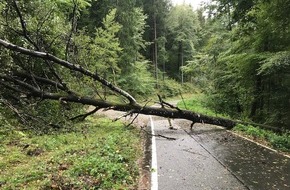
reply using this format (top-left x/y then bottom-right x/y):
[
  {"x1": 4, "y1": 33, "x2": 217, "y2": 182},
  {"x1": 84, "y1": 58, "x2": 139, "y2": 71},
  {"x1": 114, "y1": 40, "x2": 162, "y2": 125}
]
[{"x1": 148, "y1": 117, "x2": 290, "y2": 190}]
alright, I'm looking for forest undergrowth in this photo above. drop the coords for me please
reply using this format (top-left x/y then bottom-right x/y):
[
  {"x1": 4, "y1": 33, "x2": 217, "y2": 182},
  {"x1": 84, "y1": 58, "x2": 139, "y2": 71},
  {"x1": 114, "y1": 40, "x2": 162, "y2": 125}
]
[{"x1": 0, "y1": 115, "x2": 142, "y2": 189}]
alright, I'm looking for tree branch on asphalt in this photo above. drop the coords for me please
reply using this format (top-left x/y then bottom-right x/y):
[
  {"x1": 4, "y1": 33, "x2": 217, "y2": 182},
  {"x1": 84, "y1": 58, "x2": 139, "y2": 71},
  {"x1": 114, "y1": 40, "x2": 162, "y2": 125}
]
[
  {"x1": 158, "y1": 94, "x2": 174, "y2": 129},
  {"x1": 140, "y1": 127, "x2": 177, "y2": 141},
  {"x1": 113, "y1": 101, "x2": 148, "y2": 127}
]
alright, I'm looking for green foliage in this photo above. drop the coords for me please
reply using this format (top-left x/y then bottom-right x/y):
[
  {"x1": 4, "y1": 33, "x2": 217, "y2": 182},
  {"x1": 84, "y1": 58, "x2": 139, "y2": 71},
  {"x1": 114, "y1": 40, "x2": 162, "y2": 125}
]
[
  {"x1": 206, "y1": 53, "x2": 268, "y2": 118},
  {"x1": 141, "y1": 0, "x2": 171, "y2": 76},
  {"x1": 233, "y1": 124, "x2": 290, "y2": 152},
  {"x1": 182, "y1": 54, "x2": 211, "y2": 88},
  {"x1": 166, "y1": 4, "x2": 201, "y2": 80},
  {"x1": 234, "y1": 124, "x2": 267, "y2": 139},
  {"x1": 157, "y1": 78, "x2": 181, "y2": 98},
  {"x1": 166, "y1": 5, "x2": 200, "y2": 44},
  {"x1": 177, "y1": 93, "x2": 226, "y2": 118},
  {"x1": 117, "y1": 6, "x2": 148, "y2": 69},
  {"x1": 93, "y1": 8, "x2": 122, "y2": 74},
  {"x1": 269, "y1": 134, "x2": 290, "y2": 151},
  {"x1": 71, "y1": 134, "x2": 139, "y2": 189},
  {"x1": 0, "y1": 0, "x2": 82, "y2": 129},
  {"x1": 196, "y1": 0, "x2": 290, "y2": 129},
  {"x1": 258, "y1": 51, "x2": 290, "y2": 75},
  {"x1": 0, "y1": 117, "x2": 141, "y2": 189},
  {"x1": 73, "y1": 8, "x2": 122, "y2": 86},
  {"x1": 118, "y1": 61, "x2": 155, "y2": 97}
]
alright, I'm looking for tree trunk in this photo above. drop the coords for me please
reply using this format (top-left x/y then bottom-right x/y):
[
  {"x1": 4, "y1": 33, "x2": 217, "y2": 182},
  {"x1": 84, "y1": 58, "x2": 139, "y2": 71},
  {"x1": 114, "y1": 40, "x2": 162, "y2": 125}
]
[
  {"x1": 181, "y1": 42, "x2": 184, "y2": 85},
  {"x1": 250, "y1": 76, "x2": 263, "y2": 118},
  {"x1": 154, "y1": 9, "x2": 158, "y2": 87}
]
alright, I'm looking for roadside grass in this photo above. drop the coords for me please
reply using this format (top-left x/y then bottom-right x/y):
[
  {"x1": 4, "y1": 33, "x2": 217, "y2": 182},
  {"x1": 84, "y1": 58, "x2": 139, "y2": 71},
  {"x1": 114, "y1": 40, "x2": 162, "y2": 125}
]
[
  {"x1": 178, "y1": 93, "x2": 290, "y2": 153},
  {"x1": 0, "y1": 115, "x2": 142, "y2": 189},
  {"x1": 233, "y1": 124, "x2": 290, "y2": 153},
  {"x1": 177, "y1": 93, "x2": 227, "y2": 118}
]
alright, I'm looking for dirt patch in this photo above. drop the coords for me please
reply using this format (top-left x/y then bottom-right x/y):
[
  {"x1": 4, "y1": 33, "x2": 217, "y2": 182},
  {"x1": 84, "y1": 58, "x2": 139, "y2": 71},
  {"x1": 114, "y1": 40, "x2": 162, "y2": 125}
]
[{"x1": 26, "y1": 147, "x2": 44, "y2": 156}]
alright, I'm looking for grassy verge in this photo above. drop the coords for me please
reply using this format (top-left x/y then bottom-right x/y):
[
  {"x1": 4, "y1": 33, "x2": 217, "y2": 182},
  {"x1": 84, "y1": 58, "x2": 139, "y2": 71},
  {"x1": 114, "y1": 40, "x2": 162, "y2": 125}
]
[
  {"x1": 0, "y1": 116, "x2": 142, "y2": 189},
  {"x1": 177, "y1": 93, "x2": 227, "y2": 118},
  {"x1": 233, "y1": 124, "x2": 290, "y2": 153},
  {"x1": 178, "y1": 93, "x2": 290, "y2": 153}
]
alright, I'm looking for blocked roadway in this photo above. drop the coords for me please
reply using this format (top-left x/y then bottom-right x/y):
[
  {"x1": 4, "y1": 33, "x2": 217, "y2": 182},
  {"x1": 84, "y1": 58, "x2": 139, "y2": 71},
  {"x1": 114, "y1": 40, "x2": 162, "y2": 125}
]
[{"x1": 148, "y1": 117, "x2": 290, "y2": 190}]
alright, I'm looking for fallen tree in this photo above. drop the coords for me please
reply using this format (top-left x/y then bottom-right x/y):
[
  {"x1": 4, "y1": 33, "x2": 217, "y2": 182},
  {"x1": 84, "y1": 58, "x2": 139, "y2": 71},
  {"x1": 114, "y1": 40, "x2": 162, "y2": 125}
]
[
  {"x1": 1, "y1": 38, "x2": 282, "y2": 132},
  {"x1": 0, "y1": 1, "x2": 280, "y2": 132},
  {"x1": 0, "y1": 38, "x2": 237, "y2": 129}
]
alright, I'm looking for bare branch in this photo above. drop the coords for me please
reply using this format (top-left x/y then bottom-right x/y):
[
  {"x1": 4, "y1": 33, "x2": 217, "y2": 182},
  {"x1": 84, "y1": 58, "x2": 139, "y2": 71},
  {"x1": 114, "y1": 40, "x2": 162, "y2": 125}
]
[
  {"x1": 14, "y1": 72, "x2": 70, "y2": 92},
  {"x1": 65, "y1": 0, "x2": 78, "y2": 61},
  {"x1": 113, "y1": 110, "x2": 135, "y2": 122},
  {"x1": 0, "y1": 98, "x2": 29, "y2": 125},
  {"x1": 0, "y1": 39, "x2": 137, "y2": 104},
  {"x1": 0, "y1": 73, "x2": 238, "y2": 129},
  {"x1": 179, "y1": 89, "x2": 188, "y2": 110},
  {"x1": 158, "y1": 94, "x2": 182, "y2": 111},
  {"x1": 158, "y1": 94, "x2": 174, "y2": 129},
  {"x1": 11, "y1": 1, "x2": 71, "y2": 94},
  {"x1": 12, "y1": 0, "x2": 39, "y2": 50},
  {"x1": 140, "y1": 128, "x2": 177, "y2": 140},
  {"x1": 123, "y1": 100, "x2": 152, "y2": 127},
  {"x1": 70, "y1": 107, "x2": 99, "y2": 121},
  {"x1": 0, "y1": 80, "x2": 26, "y2": 94},
  {"x1": 125, "y1": 113, "x2": 140, "y2": 127}
]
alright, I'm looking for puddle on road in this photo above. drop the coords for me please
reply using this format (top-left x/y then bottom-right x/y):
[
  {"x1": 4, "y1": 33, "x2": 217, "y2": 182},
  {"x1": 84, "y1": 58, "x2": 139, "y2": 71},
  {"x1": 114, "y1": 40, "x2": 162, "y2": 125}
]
[{"x1": 178, "y1": 121, "x2": 290, "y2": 190}]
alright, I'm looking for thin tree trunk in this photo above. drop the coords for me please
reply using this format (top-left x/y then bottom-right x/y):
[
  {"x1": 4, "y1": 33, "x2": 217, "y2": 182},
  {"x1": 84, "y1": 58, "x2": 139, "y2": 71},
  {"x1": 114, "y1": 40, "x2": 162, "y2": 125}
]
[
  {"x1": 181, "y1": 42, "x2": 184, "y2": 84},
  {"x1": 153, "y1": 0, "x2": 158, "y2": 87}
]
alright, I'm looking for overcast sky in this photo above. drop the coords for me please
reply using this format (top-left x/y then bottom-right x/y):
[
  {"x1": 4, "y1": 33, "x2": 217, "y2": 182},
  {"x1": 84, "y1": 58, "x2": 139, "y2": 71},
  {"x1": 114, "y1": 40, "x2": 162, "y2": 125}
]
[{"x1": 171, "y1": 0, "x2": 210, "y2": 9}]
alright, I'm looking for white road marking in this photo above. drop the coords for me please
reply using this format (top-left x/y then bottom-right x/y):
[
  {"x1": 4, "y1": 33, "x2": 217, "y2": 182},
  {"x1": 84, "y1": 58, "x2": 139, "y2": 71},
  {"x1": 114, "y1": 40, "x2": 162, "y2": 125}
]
[
  {"x1": 150, "y1": 115, "x2": 158, "y2": 190},
  {"x1": 214, "y1": 126, "x2": 290, "y2": 158},
  {"x1": 231, "y1": 132, "x2": 290, "y2": 159}
]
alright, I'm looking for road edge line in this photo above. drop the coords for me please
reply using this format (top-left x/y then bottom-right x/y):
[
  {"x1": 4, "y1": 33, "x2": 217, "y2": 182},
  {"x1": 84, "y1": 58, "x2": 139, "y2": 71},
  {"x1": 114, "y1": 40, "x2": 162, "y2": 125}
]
[
  {"x1": 231, "y1": 131, "x2": 290, "y2": 159},
  {"x1": 214, "y1": 126, "x2": 290, "y2": 159},
  {"x1": 150, "y1": 116, "x2": 158, "y2": 190}
]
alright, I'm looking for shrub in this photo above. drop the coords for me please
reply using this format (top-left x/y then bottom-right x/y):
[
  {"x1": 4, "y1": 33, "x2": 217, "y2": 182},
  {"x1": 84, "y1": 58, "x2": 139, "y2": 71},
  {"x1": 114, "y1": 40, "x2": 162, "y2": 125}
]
[{"x1": 158, "y1": 78, "x2": 182, "y2": 98}]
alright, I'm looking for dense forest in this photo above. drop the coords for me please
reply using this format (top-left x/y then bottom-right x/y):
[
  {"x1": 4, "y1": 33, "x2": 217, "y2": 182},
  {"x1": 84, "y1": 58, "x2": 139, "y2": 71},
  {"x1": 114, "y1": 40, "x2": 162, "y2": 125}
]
[{"x1": 0, "y1": 0, "x2": 289, "y2": 131}]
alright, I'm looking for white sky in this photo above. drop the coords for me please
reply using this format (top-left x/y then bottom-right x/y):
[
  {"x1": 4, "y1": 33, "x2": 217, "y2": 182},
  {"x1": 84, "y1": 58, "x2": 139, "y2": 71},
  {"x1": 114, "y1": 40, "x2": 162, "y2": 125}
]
[{"x1": 171, "y1": 0, "x2": 210, "y2": 9}]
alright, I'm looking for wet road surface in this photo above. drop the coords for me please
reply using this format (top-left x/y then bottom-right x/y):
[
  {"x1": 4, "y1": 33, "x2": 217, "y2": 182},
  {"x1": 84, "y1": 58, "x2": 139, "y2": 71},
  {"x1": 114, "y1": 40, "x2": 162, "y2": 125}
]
[{"x1": 148, "y1": 117, "x2": 290, "y2": 190}]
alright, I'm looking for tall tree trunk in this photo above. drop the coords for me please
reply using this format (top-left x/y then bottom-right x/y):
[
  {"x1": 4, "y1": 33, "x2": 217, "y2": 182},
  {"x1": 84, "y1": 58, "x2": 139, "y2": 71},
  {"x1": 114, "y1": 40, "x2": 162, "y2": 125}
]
[
  {"x1": 154, "y1": 10, "x2": 158, "y2": 87},
  {"x1": 163, "y1": 56, "x2": 165, "y2": 81},
  {"x1": 180, "y1": 41, "x2": 184, "y2": 84},
  {"x1": 250, "y1": 76, "x2": 263, "y2": 118}
]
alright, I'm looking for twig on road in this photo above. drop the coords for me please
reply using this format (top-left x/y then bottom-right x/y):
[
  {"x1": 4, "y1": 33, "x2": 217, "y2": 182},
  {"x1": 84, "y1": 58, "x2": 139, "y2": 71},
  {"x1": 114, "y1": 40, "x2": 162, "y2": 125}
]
[{"x1": 141, "y1": 127, "x2": 177, "y2": 141}]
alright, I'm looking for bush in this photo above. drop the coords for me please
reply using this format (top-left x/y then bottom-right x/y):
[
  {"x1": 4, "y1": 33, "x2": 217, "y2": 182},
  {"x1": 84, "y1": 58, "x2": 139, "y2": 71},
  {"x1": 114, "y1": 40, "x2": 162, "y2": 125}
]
[
  {"x1": 269, "y1": 133, "x2": 290, "y2": 151},
  {"x1": 158, "y1": 78, "x2": 182, "y2": 98},
  {"x1": 118, "y1": 61, "x2": 155, "y2": 97}
]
